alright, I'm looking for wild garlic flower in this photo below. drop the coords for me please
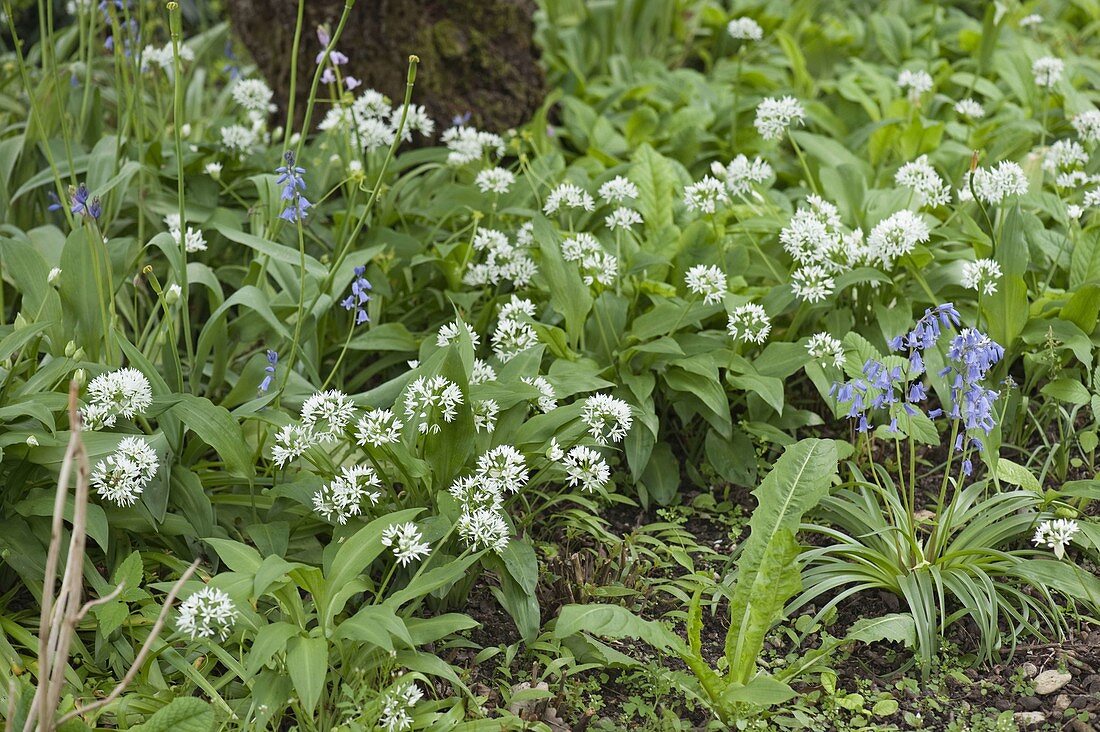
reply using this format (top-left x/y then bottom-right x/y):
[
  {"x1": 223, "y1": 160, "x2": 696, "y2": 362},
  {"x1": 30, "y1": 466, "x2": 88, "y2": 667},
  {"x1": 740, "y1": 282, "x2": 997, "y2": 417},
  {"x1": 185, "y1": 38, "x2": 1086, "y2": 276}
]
[
  {"x1": 547, "y1": 437, "x2": 565, "y2": 462},
  {"x1": 561, "y1": 232, "x2": 618, "y2": 286},
  {"x1": 464, "y1": 228, "x2": 538, "y2": 289},
  {"x1": 684, "y1": 265, "x2": 727, "y2": 304},
  {"x1": 544, "y1": 182, "x2": 595, "y2": 215},
  {"x1": 381, "y1": 522, "x2": 431, "y2": 566},
  {"x1": 84, "y1": 367, "x2": 153, "y2": 429},
  {"x1": 605, "y1": 206, "x2": 643, "y2": 231},
  {"x1": 895, "y1": 156, "x2": 951, "y2": 208},
  {"x1": 473, "y1": 399, "x2": 500, "y2": 433},
  {"x1": 272, "y1": 423, "x2": 318, "y2": 467},
  {"x1": 391, "y1": 104, "x2": 436, "y2": 141},
  {"x1": 91, "y1": 436, "x2": 159, "y2": 506},
  {"x1": 492, "y1": 316, "x2": 541, "y2": 363},
  {"x1": 581, "y1": 394, "x2": 633, "y2": 444},
  {"x1": 475, "y1": 167, "x2": 515, "y2": 194},
  {"x1": 177, "y1": 586, "x2": 237, "y2": 641},
  {"x1": 457, "y1": 507, "x2": 511, "y2": 553},
  {"x1": 1068, "y1": 204, "x2": 1085, "y2": 220},
  {"x1": 231, "y1": 78, "x2": 275, "y2": 113},
  {"x1": 1043, "y1": 139, "x2": 1088, "y2": 174},
  {"x1": 1071, "y1": 110, "x2": 1100, "y2": 143},
  {"x1": 683, "y1": 176, "x2": 730, "y2": 214},
  {"x1": 437, "y1": 321, "x2": 480, "y2": 349},
  {"x1": 953, "y1": 98, "x2": 986, "y2": 119},
  {"x1": 897, "y1": 69, "x2": 933, "y2": 103},
  {"x1": 404, "y1": 376, "x2": 464, "y2": 435},
  {"x1": 727, "y1": 303, "x2": 771, "y2": 343},
  {"x1": 867, "y1": 210, "x2": 930, "y2": 268},
  {"x1": 727, "y1": 17, "x2": 763, "y2": 41},
  {"x1": 442, "y1": 125, "x2": 504, "y2": 165},
  {"x1": 754, "y1": 96, "x2": 805, "y2": 140},
  {"x1": 807, "y1": 333, "x2": 845, "y2": 368},
  {"x1": 711, "y1": 155, "x2": 772, "y2": 196},
  {"x1": 300, "y1": 390, "x2": 355, "y2": 443},
  {"x1": 472, "y1": 359, "x2": 497, "y2": 385},
  {"x1": 1019, "y1": 13, "x2": 1042, "y2": 28},
  {"x1": 562, "y1": 445, "x2": 611, "y2": 493},
  {"x1": 598, "y1": 176, "x2": 639, "y2": 204},
  {"x1": 499, "y1": 296, "x2": 537, "y2": 322},
  {"x1": 1032, "y1": 56, "x2": 1064, "y2": 88},
  {"x1": 958, "y1": 162, "x2": 1029, "y2": 204},
  {"x1": 1084, "y1": 189, "x2": 1100, "y2": 208},
  {"x1": 312, "y1": 465, "x2": 381, "y2": 524},
  {"x1": 354, "y1": 408, "x2": 404, "y2": 447},
  {"x1": 219, "y1": 124, "x2": 257, "y2": 153},
  {"x1": 450, "y1": 474, "x2": 503, "y2": 513},
  {"x1": 476, "y1": 445, "x2": 529, "y2": 494},
  {"x1": 1032, "y1": 519, "x2": 1079, "y2": 559},
  {"x1": 522, "y1": 375, "x2": 557, "y2": 413},
  {"x1": 961, "y1": 259, "x2": 1002, "y2": 296},
  {"x1": 379, "y1": 683, "x2": 423, "y2": 732},
  {"x1": 780, "y1": 195, "x2": 850, "y2": 271},
  {"x1": 790, "y1": 264, "x2": 836, "y2": 303}
]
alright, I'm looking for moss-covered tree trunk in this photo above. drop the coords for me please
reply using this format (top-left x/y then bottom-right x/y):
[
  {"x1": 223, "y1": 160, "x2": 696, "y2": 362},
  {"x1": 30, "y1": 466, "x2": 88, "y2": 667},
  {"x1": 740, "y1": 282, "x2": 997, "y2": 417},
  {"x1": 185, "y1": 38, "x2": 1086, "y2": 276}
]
[{"x1": 227, "y1": 0, "x2": 545, "y2": 133}]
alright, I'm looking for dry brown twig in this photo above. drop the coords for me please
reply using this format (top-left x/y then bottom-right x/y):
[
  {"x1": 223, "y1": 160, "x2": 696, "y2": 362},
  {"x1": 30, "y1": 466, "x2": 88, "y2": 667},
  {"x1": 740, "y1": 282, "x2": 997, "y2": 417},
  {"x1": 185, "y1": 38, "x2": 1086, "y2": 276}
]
[{"x1": 14, "y1": 380, "x2": 202, "y2": 731}]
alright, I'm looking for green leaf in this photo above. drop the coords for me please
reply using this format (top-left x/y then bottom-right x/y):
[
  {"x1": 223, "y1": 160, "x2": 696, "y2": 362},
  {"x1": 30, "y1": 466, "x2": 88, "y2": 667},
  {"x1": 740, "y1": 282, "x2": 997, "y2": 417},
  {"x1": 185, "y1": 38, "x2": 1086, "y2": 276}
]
[
  {"x1": 243, "y1": 622, "x2": 299, "y2": 680},
  {"x1": 724, "y1": 439, "x2": 839, "y2": 683},
  {"x1": 994, "y1": 458, "x2": 1041, "y2": 492},
  {"x1": 325, "y1": 508, "x2": 423, "y2": 609},
  {"x1": 287, "y1": 635, "x2": 328, "y2": 715},
  {"x1": 336, "y1": 605, "x2": 413, "y2": 650},
  {"x1": 554, "y1": 604, "x2": 689, "y2": 657},
  {"x1": 845, "y1": 613, "x2": 917, "y2": 648},
  {"x1": 131, "y1": 697, "x2": 213, "y2": 732},
  {"x1": 718, "y1": 674, "x2": 797, "y2": 708},
  {"x1": 533, "y1": 215, "x2": 593, "y2": 344},
  {"x1": 203, "y1": 538, "x2": 262, "y2": 574},
  {"x1": 1040, "y1": 378, "x2": 1091, "y2": 406},
  {"x1": 156, "y1": 394, "x2": 255, "y2": 478}
]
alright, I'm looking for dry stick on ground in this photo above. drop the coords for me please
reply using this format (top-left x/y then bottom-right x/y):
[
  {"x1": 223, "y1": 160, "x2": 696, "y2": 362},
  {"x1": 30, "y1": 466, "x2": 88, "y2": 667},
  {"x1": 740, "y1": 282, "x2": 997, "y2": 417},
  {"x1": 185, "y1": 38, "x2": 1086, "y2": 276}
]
[{"x1": 17, "y1": 380, "x2": 202, "y2": 731}]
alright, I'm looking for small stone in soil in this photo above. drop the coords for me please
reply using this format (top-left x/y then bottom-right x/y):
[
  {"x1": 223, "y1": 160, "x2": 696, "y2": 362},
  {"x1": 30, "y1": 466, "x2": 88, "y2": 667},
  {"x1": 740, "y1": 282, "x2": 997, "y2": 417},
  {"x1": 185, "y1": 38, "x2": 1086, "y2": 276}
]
[
  {"x1": 1020, "y1": 696, "x2": 1043, "y2": 710},
  {"x1": 1014, "y1": 711, "x2": 1046, "y2": 728},
  {"x1": 1033, "y1": 669, "x2": 1072, "y2": 695}
]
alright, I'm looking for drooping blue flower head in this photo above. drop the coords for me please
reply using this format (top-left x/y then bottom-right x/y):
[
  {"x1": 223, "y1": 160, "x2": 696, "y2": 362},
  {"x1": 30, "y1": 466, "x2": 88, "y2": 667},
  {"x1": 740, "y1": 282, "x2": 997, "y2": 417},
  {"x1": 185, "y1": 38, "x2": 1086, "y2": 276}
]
[
  {"x1": 260, "y1": 349, "x2": 278, "y2": 392},
  {"x1": 276, "y1": 151, "x2": 311, "y2": 223},
  {"x1": 70, "y1": 183, "x2": 102, "y2": 220},
  {"x1": 47, "y1": 191, "x2": 62, "y2": 212},
  {"x1": 891, "y1": 303, "x2": 962, "y2": 353},
  {"x1": 340, "y1": 265, "x2": 372, "y2": 325}
]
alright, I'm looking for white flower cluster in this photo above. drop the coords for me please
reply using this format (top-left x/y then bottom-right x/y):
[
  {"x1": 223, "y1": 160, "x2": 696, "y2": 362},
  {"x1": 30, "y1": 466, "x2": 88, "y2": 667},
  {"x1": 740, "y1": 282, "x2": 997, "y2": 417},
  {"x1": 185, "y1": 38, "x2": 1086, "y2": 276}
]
[
  {"x1": 177, "y1": 586, "x2": 237, "y2": 641},
  {"x1": 581, "y1": 393, "x2": 633, "y2": 444},
  {"x1": 954, "y1": 98, "x2": 985, "y2": 119},
  {"x1": 492, "y1": 297, "x2": 540, "y2": 362},
  {"x1": 1032, "y1": 56, "x2": 1064, "y2": 88},
  {"x1": 91, "y1": 436, "x2": 159, "y2": 507},
  {"x1": 779, "y1": 195, "x2": 864, "y2": 300},
  {"x1": 560, "y1": 445, "x2": 611, "y2": 493},
  {"x1": 403, "y1": 376, "x2": 463, "y2": 435},
  {"x1": 219, "y1": 124, "x2": 258, "y2": 154},
  {"x1": 142, "y1": 41, "x2": 193, "y2": 72},
  {"x1": 165, "y1": 213, "x2": 207, "y2": 253},
  {"x1": 83, "y1": 367, "x2": 153, "y2": 430},
  {"x1": 895, "y1": 156, "x2": 951, "y2": 208},
  {"x1": 1072, "y1": 110, "x2": 1100, "y2": 143},
  {"x1": 475, "y1": 167, "x2": 515, "y2": 195},
  {"x1": 711, "y1": 155, "x2": 773, "y2": 197},
  {"x1": 958, "y1": 161, "x2": 1029, "y2": 204},
  {"x1": 897, "y1": 69, "x2": 933, "y2": 103},
  {"x1": 379, "y1": 683, "x2": 424, "y2": 732},
  {"x1": 320, "y1": 90, "x2": 435, "y2": 152},
  {"x1": 683, "y1": 176, "x2": 730, "y2": 214},
  {"x1": 867, "y1": 210, "x2": 930, "y2": 268},
  {"x1": 807, "y1": 332, "x2": 845, "y2": 367},
  {"x1": 545, "y1": 182, "x2": 596, "y2": 215},
  {"x1": 473, "y1": 398, "x2": 500, "y2": 433},
  {"x1": 272, "y1": 390, "x2": 357, "y2": 466},
  {"x1": 961, "y1": 258, "x2": 1002, "y2": 296},
  {"x1": 1043, "y1": 140, "x2": 1089, "y2": 186},
  {"x1": 522, "y1": 375, "x2": 557, "y2": 413},
  {"x1": 463, "y1": 227, "x2": 538, "y2": 289},
  {"x1": 754, "y1": 96, "x2": 805, "y2": 140},
  {"x1": 312, "y1": 464, "x2": 381, "y2": 524},
  {"x1": 562, "y1": 232, "x2": 618, "y2": 287},
  {"x1": 684, "y1": 264, "x2": 727, "y2": 305},
  {"x1": 231, "y1": 78, "x2": 275, "y2": 114},
  {"x1": 727, "y1": 17, "x2": 763, "y2": 41},
  {"x1": 1032, "y1": 518, "x2": 1079, "y2": 559},
  {"x1": 381, "y1": 522, "x2": 431, "y2": 566},
  {"x1": 355, "y1": 408, "x2": 404, "y2": 447},
  {"x1": 727, "y1": 303, "x2": 771, "y2": 344},
  {"x1": 598, "y1": 176, "x2": 643, "y2": 230},
  {"x1": 442, "y1": 125, "x2": 504, "y2": 165},
  {"x1": 451, "y1": 445, "x2": 528, "y2": 553}
]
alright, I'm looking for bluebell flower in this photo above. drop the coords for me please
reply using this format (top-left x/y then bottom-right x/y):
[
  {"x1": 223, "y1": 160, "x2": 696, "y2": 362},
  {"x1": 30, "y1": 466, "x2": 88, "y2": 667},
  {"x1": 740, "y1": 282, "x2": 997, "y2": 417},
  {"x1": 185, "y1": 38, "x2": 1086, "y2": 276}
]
[
  {"x1": 47, "y1": 192, "x2": 62, "y2": 212},
  {"x1": 962, "y1": 458, "x2": 973, "y2": 476},
  {"x1": 890, "y1": 303, "x2": 961, "y2": 353},
  {"x1": 259, "y1": 350, "x2": 278, "y2": 392},
  {"x1": 70, "y1": 183, "x2": 102, "y2": 220},
  {"x1": 276, "y1": 151, "x2": 311, "y2": 223},
  {"x1": 340, "y1": 265, "x2": 372, "y2": 325},
  {"x1": 452, "y1": 112, "x2": 472, "y2": 126}
]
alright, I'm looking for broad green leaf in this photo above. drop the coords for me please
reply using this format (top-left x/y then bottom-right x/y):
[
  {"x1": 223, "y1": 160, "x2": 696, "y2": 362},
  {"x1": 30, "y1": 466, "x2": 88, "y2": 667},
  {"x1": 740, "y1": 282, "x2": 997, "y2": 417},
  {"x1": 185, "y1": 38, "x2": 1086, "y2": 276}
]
[
  {"x1": 130, "y1": 697, "x2": 212, "y2": 732},
  {"x1": 325, "y1": 508, "x2": 423, "y2": 605},
  {"x1": 287, "y1": 635, "x2": 328, "y2": 715},
  {"x1": 845, "y1": 613, "x2": 917, "y2": 647},
  {"x1": 994, "y1": 458, "x2": 1041, "y2": 492},
  {"x1": 554, "y1": 604, "x2": 689, "y2": 656}
]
